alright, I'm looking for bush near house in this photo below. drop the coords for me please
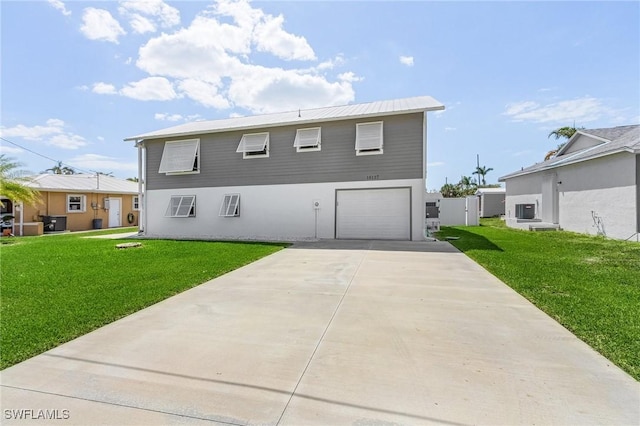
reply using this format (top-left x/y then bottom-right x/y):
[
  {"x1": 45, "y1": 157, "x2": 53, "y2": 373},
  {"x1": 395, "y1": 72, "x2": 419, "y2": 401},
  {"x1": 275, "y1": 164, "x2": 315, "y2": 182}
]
[
  {"x1": 438, "y1": 218, "x2": 640, "y2": 381},
  {"x1": 0, "y1": 230, "x2": 286, "y2": 369}
]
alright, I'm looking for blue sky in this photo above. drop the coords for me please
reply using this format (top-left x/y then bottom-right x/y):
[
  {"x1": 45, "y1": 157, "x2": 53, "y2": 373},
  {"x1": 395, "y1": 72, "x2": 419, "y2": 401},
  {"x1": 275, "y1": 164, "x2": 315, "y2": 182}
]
[{"x1": 1, "y1": 0, "x2": 638, "y2": 190}]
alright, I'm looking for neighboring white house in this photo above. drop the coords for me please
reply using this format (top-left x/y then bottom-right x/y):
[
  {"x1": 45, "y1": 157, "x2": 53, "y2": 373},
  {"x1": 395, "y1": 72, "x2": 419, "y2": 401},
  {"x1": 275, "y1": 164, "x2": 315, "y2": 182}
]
[
  {"x1": 476, "y1": 187, "x2": 505, "y2": 218},
  {"x1": 499, "y1": 125, "x2": 639, "y2": 240},
  {"x1": 125, "y1": 96, "x2": 444, "y2": 241}
]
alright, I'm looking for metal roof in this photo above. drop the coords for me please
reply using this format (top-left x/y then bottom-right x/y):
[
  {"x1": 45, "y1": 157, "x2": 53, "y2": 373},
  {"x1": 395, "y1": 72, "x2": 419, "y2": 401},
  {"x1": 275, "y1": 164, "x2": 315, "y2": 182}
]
[
  {"x1": 475, "y1": 187, "x2": 505, "y2": 194},
  {"x1": 25, "y1": 174, "x2": 139, "y2": 194},
  {"x1": 125, "y1": 95, "x2": 444, "y2": 141},
  {"x1": 499, "y1": 124, "x2": 640, "y2": 181}
]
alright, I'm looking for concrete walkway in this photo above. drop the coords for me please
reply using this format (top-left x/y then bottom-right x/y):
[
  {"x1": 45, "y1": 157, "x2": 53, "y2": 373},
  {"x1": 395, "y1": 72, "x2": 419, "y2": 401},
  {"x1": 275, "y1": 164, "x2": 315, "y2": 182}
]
[{"x1": 1, "y1": 241, "x2": 638, "y2": 425}]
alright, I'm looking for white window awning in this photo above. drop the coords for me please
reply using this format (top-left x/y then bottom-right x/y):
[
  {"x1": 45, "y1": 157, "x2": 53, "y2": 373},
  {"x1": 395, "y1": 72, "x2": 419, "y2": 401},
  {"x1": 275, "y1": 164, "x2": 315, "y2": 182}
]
[
  {"x1": 165, "y1": 195, "x2": 196, "y2": 217},
  {"x1": 237, "y1": 133, "x2": 269, "y2": 153},
  {"x1": 219, "y1": 194, "x2": 240, "y2": 217},
  {"x1": 294, "y1": 127, "x2": 321, "y2": 149},
  {"x1": 355, "y1": 122, "x2": 383, "y2": 151},
  {"x1": 159, "y1": 139, "x2": 199, "y2": 173}
]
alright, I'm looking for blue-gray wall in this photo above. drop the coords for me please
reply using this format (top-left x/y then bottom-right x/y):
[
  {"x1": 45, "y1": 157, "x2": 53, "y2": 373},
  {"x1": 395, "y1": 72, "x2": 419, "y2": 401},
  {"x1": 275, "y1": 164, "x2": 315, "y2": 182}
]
[{"x1": 144, "y1": 113, "x2": 424, "y2": 190}]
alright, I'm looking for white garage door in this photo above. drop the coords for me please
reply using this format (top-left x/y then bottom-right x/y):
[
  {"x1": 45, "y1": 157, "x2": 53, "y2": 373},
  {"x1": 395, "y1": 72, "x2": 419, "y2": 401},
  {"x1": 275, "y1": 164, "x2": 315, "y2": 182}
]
[{"x1": 336, "y1": 188, "x2": 411, "y2": 240}]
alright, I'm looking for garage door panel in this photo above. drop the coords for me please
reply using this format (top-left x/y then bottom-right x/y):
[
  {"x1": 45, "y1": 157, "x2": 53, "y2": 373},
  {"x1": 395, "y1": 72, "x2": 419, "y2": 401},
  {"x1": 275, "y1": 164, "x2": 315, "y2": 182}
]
[{"x1": 336, "y1": 188, "x2": 410, "y2": 240}]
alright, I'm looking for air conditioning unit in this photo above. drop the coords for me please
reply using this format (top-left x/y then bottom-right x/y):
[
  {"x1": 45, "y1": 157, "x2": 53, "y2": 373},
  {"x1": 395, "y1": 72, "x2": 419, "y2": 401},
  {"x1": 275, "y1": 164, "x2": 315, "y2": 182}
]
[{"x1": 515, "y1": 204, "x2": 535, "y2": 219}]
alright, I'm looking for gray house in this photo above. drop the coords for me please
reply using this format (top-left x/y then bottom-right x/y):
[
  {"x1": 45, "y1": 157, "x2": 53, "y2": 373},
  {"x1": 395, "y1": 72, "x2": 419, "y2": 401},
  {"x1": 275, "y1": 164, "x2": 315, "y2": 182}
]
[
  {"x1": 125, "y1": 96, "x2": 444, "y2": 241},
  {"x1": 499, "y1": 125, "x2": 639, "y2": 240},
  {"x1": 476, "y1": 187, "x2": 505, "y2": 218}
]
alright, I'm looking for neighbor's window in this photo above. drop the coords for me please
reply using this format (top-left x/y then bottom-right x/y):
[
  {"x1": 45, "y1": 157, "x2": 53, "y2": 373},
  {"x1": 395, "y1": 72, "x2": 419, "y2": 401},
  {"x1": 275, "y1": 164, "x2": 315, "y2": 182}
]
[
  {"x1": 219, "y1": 194, "x2": 240, "y2": 217},
  {"x1": 294, "y1": 127, "x2": 321, "y2": 152},
  {"x1": 133, "y1": 196, "x2": 140, "y2": 211},
  {"x1": 355, "y1": 121, "x2": 383, "y2": 155},
  {"x1": 165, "y1": 195, "x2": 196, "y2": 217},
  {"x1": 237, "y1": 132, "x2": 269, "y2": 159},
  {"x1": 158, "y1": 139, "x2": 200, "y2": 174},
  {"x1": 67, "y1": 194, "x2": 86, "y2": 213}
]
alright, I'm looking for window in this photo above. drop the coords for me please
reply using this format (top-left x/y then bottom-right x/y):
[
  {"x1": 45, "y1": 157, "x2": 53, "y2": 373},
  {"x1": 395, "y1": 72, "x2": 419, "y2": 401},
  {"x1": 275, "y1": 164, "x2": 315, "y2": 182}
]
[
  {"x1": 133, "y1": 196, "x2": 140, "y2": 211},
  {"x1": 165, "y1": 195, "x2": 196, "y2": 217},
  {"x1": 237, "y1": 132, "x2": 269, "y2": 159},
  {"x1": 158, "y1": 139, "x2": 199, "y2": 174},
  {"x1": 355, "y1": 121, "x2": 383, "y2": 155},
  {"x1": 67, "y1": 195, "x2": 86, "y2": 213},
  {"x1": 219, "y1": 194, "x2": 240, "y2": 217},
  {"x1": 294, "y1": 127, "x2": 321, "y2": 152}
]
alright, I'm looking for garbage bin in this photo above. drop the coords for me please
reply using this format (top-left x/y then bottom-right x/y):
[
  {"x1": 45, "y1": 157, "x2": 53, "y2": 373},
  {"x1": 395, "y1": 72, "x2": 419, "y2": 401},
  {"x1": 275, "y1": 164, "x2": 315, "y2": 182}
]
[{"x1": 92, "y1": 218, "x2": 103, "y2": 229}]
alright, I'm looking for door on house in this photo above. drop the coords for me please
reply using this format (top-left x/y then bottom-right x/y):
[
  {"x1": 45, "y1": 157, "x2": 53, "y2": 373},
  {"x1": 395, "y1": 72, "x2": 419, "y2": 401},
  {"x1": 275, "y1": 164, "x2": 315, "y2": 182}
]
[
  {"x1": 108, "y1": 198, "x2": 121, "y2": 228},
  {"x1": 541, "y1": 173, "x2": 559, "y2": 223},
  {"x1": 336, "y1": 188, "x2": 411, "y2": 240}
]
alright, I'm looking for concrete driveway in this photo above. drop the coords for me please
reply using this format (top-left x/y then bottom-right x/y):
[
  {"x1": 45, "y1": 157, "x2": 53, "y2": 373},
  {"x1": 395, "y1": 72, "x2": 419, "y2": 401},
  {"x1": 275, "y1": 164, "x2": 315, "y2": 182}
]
[{"x1": 1, "y1": 240, "x2": 638, "y2": 425}]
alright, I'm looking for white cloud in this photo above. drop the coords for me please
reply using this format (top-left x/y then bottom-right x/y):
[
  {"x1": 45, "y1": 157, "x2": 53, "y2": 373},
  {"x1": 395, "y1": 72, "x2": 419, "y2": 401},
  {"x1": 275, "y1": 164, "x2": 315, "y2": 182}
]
[
  {"x1": 128, "y1": 14, "x2": 156, "y2": 34},
  {"x1": 48, "y1": 0, "x2": 71, "y2": 16},
  {"x1": 504, "y1": 97, "x2": 617, "y2": 123},
  {"x1": 253, "y1": 14, "x2": 316, "y2": 61},
  {"x1": 117, "y1": 0, "x2": 351, "y2": 113},
  {"x1": 427, "y1": 161, "x2": 445, "y2": 167},
  {"x1": 119, "y1": 0, "x2": 180, "y2": 30},
  {"x1": 0, "y1": 119, "x2": 87, "y2": 150},
  {"x1": 178, "y1": 79, "x2": 230, "y2": 109},
  {"x1": 67, "y1": 154, "x2": 137, "y2": 172},
  {"x1": 399, "y1": 55, "x2": 414, "y2": 66},
  {"x1": 92, "y1": 82, "x2": 118, "y2": 95},
  {"x1": 0, "y1": 145, "x2": 23, "y2": 155},
  {"x1": 80, "y1": 8, "x2": 126, "y2": 43},
  {"x1": 444, "y1": 127, "x2": 457, "y2": 132},
  {"x1": 120, "y1": 77, "x2": 178, "y2": 101}
]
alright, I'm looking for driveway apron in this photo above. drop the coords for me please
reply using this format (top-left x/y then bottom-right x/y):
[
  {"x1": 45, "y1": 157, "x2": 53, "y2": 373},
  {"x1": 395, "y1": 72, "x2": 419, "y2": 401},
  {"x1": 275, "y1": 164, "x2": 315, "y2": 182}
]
[{"x1": 1, "y1": 240, "x2": 638, "y2": 425}]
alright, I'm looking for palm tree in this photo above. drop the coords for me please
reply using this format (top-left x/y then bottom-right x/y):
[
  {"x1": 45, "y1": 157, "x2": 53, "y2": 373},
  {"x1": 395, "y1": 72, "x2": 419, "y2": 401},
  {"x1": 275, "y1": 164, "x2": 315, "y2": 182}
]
[
  {"x1": 458, "y1": 175, "x2": 477, "y2": 196},
  {"x1": 472, "y1": 166, "x2": 494, "y2": 186},
  {"x1": 545, "y1": 126, "x2": 584, "y2": 160},
  {"x1": 43, "y1": 161, "x2": 75, "y2": 175},
  {"x1": 0, "y1": 155, "x2": 39, "y2": 208}
]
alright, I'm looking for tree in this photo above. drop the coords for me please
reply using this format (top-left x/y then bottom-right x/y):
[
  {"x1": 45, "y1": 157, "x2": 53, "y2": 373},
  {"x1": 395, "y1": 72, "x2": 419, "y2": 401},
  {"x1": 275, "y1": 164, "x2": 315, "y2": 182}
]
[
  {"x1": 440, "y1": 183, "x2": 462, "y2": 198},
  {"x1": 0, "y1": 155, "x2": 40, "y2": 208},
  {"x1": 43, "y1": 161, "x2": 75, "y2": 175},
  {"x1": 126, "y1": 177, "x2": 139, "y2": 182},
  {"x1": 545, "y1": 126, "x2": 584, "y2": 160},
  {"x1": 472, "y1": 166, "x2": 494, "y2": 186},
  {"x1": 459, "y1": 175, "x2": 477, "y2": 196}
]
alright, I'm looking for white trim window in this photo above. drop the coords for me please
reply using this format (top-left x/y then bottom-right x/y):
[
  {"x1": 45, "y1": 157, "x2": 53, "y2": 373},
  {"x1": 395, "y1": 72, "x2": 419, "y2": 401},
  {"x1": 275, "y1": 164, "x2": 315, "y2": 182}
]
[
  {"x1": 158, "y1": 139, "x2": 200, "y2": 174},
  {"x1": 67, "y1": 194, "x2": 86, "y2": 213},
  {"x1": 355, "y1": 121, "x2": 384, "y2": 156},
  {"x1": 133, "y1": 195, "x2": 140, "y2": 211},
  {"x1": 294, "y1": 127, "x2": 321, "y2": 152},
  {"x1": 165, "y1": 195, "x2": 196, "y2": 218},
  {"x1": 237, "y1": 132, "x2": 269, "y2": 159},
  {"x1": 219, "y1": 194, "x2": 240, "y2": 217}
]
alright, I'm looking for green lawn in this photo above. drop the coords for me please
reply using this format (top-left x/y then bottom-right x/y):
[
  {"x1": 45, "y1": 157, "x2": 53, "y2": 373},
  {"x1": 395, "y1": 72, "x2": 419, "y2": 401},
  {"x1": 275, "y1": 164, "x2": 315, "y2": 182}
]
[
  {"x1": 0, "y1": 230, "x2": 286, "y2": 369},
  {"x1": 438, "y1": 219, "x2": 640, "y2": 380}
]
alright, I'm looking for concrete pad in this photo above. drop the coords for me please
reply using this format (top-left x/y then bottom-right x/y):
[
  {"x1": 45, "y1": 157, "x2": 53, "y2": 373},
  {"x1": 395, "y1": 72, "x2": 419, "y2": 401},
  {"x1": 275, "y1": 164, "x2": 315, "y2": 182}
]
[{"x1": 2, "y1": 241, "x2": 639, "y2": 425}]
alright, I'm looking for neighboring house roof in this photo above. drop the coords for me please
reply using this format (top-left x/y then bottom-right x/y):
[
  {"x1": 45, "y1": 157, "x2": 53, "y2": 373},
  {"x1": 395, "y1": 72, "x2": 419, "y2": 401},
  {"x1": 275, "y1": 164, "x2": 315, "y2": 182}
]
[
  {"x1": 25, "y1": 174, "x2": 138, "y2": 194},
  {"x1": 125, "y1": 95, "x2": 445, "y2": 141},
  {"x1": 500, "y1": 124, "x2": 640, "y2": 181},
  {"x1": 475, "y1": 187, "x2": 505, "y2": 195}
]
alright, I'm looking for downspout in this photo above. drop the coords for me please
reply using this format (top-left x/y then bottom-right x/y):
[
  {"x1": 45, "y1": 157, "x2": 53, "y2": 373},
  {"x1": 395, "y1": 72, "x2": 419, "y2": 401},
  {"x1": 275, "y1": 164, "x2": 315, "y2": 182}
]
[
  {"x1": 136, "y1": 140, "x2": 145, "y2": 233},
  {"x1": 422, "y1": 111, "x2": 427, "y2": 240}
]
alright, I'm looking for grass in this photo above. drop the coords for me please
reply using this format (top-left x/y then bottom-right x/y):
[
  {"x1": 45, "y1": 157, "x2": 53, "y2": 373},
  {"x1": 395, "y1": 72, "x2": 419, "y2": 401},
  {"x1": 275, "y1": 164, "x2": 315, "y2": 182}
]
[
  {"x1": 437, "y1": 218, "x2": 640, "y2": 381},
  {"x1": 0, "y1": 230, "x2": 286, "y2": 369}
]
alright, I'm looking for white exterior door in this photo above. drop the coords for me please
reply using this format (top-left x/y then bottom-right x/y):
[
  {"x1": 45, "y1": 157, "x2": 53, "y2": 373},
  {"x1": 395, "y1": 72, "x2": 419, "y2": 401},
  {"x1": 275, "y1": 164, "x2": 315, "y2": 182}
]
[
  {"x1": 336, "y1": 188, "x2": 410, "y2": 240},
  {"x1": 108, "y1": 198, "x2": 121, "y2": 228}
]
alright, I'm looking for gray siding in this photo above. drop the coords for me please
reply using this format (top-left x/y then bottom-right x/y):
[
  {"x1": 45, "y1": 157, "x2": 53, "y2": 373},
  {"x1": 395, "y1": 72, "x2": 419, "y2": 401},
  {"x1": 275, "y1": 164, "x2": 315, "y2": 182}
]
[
  {"x1": 145, "y1": 113, "x2": 424, "y2": 190},
  {"x1": 637, "y1": 154, "x2": 640, "y2": 232}
]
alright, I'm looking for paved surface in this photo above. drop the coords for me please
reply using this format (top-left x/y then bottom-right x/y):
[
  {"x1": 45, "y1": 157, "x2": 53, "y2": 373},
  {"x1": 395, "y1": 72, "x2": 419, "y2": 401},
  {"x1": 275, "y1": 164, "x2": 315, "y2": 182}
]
[{"x1": 1, "y1": 240, "x2": 638, "y2": 425}]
